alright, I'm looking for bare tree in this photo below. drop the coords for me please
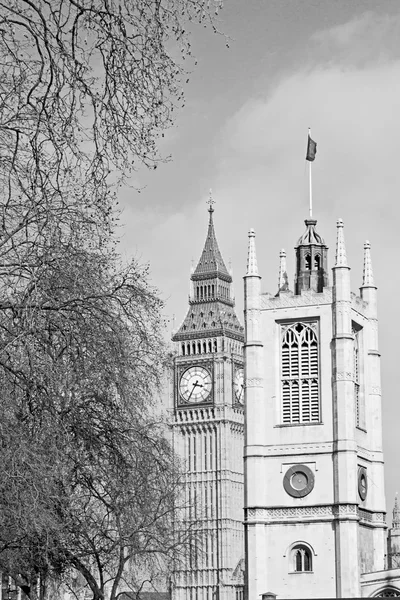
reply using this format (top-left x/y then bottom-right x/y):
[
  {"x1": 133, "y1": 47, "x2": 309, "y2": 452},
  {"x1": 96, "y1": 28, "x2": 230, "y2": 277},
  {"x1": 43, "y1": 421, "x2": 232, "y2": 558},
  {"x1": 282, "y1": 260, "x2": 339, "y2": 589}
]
[{"x1": 0, "y1": 0, "x2": 221, "y2": 598}]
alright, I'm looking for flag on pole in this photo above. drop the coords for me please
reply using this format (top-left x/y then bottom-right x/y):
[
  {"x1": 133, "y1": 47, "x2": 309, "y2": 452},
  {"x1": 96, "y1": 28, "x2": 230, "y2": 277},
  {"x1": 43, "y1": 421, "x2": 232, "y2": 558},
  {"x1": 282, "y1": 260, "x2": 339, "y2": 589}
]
[{"x1": 306, "y1": 134, "x2": 317, "y2": 161}]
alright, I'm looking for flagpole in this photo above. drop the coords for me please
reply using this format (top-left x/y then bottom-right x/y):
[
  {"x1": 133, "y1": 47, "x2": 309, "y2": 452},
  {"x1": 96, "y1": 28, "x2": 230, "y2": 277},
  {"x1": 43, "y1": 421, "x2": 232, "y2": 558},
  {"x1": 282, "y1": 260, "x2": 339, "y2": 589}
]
[{"x1": 308, "y1": 127, "x2": 313, "y2": 218}]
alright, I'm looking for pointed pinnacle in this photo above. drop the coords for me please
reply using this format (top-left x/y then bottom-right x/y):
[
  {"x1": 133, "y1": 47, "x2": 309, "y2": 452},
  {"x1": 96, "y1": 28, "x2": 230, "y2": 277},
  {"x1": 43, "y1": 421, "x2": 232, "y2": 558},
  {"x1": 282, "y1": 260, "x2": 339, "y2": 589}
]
[
  {"x1": 335, "y1": 218, "x2": 348, "y2": 267},
  {"x1": 393, "y1": 493, "x2": 400, "y2": 528},
  {"x1": 278, "y1": 249, "x2": 288, "y2": 291},
  {"x1": 246, "y1": 229, "x2": 259, "y2": 276},
  {"x1": 362, "y1": 240, "x2": 375, "y2": 286},
  {"x1": 207, "y1": 189, "x2": 215, "y2": 214}
]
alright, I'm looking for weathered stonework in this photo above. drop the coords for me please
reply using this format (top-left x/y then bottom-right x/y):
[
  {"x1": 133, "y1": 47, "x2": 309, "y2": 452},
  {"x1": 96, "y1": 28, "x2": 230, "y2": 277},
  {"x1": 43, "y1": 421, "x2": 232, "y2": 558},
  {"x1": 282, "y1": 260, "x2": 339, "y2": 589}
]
[{"x1": 244, "y1": 219, "x2": 393, "y2": 600}]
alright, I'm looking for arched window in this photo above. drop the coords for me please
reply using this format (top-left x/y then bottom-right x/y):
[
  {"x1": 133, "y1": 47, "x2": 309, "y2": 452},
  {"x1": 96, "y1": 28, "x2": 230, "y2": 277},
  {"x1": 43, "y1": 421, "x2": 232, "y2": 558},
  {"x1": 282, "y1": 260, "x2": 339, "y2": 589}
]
[
  {"x1": 374, "y1": 589, "x2": 400, "y2": 597},
  {"x1": 314, "y1": 254, "x2": 321, "y2": 270},
  {"x1": 305, "y1": 254, "x2": 311, "y2": 270},
  {"x1": 187, "y1": 343, "x2": 191, "y2": 356},
  {"x1": 212, "y1": 285, "x2": 215, "y2": 297},
  {"x1": 281, "y1": 321, "x2": 320, "y2": 424},
  {"x1": 197, "y1": 342, "x2": 201, "y2": 354},
  {"x1": 203, "y1": 342, "x2": 207, "y2": 353},
  {"x1": 192, "y1": 342, "x2": 196, "y2": 354},
  {"x1": 182, "y1": 344, "x2": 186, "y2": 356},
  {"x1": 292, "y1": 545, "x2": 312, "y2": 572},
  {"x1": 214, "y1": 339, "x2": 217, "y2": 352},
  {"x1": 353, "y1": 323, "x2": 365, "y2": 429},
  {"x1": 208, "y1": 340, "x2": 212, "y2": 353}
]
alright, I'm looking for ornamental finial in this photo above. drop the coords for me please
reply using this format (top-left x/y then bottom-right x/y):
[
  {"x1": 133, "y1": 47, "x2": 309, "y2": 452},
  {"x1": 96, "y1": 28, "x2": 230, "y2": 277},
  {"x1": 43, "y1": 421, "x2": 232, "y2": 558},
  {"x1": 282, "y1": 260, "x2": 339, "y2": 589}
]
[
  {"x1": 207, "y1": 189, "x2": 215, "y2": 214},
  {"x1": 362, "y1": 240, "x2": 375, "y2": 286},
  {"x1": 278, "y1": 249, "x2": 289, "y2": 292},
  {"x1": 246, "y1": 229, "x2": 259, "y2": 276},
  {"x1": 335, "y1": 218, "x2": 348, "y2": 267}
]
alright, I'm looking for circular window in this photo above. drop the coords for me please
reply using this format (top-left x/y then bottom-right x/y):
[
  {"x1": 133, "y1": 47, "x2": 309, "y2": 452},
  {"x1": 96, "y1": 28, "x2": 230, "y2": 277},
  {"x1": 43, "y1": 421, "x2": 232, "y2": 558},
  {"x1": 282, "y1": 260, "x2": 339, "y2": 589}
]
[
  {"x1": 283, "y1": 465, "x2": 315, "y2": 498},
  {"x1": 358, "y1": 467, "x2": 368, "y2": 501}
]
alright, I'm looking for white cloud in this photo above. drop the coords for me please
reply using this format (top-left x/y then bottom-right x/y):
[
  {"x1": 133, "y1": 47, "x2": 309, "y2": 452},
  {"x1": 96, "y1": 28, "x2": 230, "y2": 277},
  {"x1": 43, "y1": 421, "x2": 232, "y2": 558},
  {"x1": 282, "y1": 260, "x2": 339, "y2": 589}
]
[
  {"x1": 310, "y1": 11, "x2": 400, "y2": 66},
  {"x1": 212, "y1": 18, "x2": 400, "y2": 508}
]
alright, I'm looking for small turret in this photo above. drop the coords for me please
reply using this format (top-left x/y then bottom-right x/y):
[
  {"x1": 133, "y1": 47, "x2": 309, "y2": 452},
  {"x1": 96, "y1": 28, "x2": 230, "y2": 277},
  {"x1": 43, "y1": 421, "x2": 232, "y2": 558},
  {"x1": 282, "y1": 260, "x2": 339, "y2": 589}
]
[
  {"x1": 294, "y1": 219, "x2": 329, "y2": 294},
  {"x1": 360, "y1": 240, "x2": 378, "y2": 319},
  {"x1": 362, "y1": 241, "x2": 374, "y2": 287},
  {"x1": 246, "y1": 228, "x2": 259, "y2": 277},
  {"x1": 335, "y1": 218, "x2": 347, "y2": 267},
  {"x1": 277, "y1": 249, "x2": 289, "y2": 294}
]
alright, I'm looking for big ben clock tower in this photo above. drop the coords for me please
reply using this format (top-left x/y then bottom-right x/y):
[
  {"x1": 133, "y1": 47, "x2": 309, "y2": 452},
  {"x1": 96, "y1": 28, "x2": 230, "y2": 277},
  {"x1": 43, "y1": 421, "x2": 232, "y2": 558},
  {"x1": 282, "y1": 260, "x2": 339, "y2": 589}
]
[{"x1": 171, "y1": 197, "x2": 245, "y2": 600}]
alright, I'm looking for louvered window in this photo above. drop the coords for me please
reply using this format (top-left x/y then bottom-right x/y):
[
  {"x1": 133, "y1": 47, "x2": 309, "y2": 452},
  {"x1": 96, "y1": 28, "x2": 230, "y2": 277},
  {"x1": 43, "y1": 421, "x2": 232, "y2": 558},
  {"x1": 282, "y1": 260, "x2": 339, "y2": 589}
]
[
  {"x1": 353, "y1": 323, "x2": 365, "y2": 429},
  {"x1": 281, "y1": 322, "x2": 320, "y2": 424}
]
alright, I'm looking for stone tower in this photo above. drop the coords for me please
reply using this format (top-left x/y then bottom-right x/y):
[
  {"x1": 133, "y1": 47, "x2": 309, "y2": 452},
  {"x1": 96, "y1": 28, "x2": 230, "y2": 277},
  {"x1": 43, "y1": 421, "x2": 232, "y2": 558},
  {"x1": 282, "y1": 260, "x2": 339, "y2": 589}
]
[
  {"x1": 244, "y1": 218, "x2": 387, "y2": 599},
  {"x1": 171, "y1": 199, "x2": 245, "y2": 600}
]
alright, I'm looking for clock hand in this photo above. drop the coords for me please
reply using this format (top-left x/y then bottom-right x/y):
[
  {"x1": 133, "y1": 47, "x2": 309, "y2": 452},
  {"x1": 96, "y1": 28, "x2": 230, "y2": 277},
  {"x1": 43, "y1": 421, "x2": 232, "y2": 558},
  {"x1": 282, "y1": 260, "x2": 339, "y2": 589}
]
[
  {"x1": 187, "y1": 383, "x2": 197, "y2": 401},
  {"x1": 187, "y1": 380, "x2": 204, "y2": 401}
]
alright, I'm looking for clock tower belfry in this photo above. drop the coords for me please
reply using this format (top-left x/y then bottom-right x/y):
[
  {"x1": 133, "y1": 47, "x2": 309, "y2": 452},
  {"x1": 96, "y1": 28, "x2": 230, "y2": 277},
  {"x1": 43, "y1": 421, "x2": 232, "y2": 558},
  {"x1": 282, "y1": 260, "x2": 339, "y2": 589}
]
[{"x1": 171, "y1": 198, "x2": 245, "y2": 600}]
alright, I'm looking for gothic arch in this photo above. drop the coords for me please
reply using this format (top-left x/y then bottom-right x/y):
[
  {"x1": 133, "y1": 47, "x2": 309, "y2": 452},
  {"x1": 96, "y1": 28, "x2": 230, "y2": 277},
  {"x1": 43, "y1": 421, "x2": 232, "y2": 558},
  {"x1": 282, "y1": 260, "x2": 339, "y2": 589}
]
[
  {"x1": 284, "y1": 540, "x2": 316, "y2": 573},
  {"x1": 373, "y1": 588, "x2": 400, "y2": 597}
]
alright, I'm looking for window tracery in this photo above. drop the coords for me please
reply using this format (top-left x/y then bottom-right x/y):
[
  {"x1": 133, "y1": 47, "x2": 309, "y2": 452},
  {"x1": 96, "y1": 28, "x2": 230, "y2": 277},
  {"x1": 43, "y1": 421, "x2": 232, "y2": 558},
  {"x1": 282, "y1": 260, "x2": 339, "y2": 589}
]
[
  {"x1": 281, "y1": 321, "x2": 320, "y2": 424},
  {"x1": 291, "y1": 545, "x2": 312, "y2": 572}
]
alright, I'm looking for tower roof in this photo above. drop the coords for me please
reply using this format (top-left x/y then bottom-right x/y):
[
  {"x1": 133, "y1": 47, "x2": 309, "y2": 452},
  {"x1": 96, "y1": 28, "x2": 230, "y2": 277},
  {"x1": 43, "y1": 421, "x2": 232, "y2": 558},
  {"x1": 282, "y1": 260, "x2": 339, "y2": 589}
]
[
  {"x1": 173, "y1": 196, "x2": 244, "y2": 343},
  {"x1": 193, "y1": 200, "x2": 231, "y2": 280},
  {"x1": 296, "y1": 219, "x2": 326, "y2": 246}
]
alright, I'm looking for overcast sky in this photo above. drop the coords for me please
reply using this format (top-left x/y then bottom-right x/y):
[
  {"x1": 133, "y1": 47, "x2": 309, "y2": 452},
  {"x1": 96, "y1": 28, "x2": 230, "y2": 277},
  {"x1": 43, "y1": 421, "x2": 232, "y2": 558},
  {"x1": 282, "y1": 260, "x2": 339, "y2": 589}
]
[{"x1": 119, "y1": 0, "x2": 400, "y2": 519}]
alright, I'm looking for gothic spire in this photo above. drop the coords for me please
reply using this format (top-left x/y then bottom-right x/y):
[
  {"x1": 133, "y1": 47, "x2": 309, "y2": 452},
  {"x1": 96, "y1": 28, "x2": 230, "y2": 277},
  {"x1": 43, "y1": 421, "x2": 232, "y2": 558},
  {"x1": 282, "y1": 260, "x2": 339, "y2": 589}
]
[
  {"x1": 246, "y1": 229, "x2": 258, "y2": 276},
  {"x1": 193, "y1": 193, "x2": 230, "y2": 279},
  {"x1": 172, "y1": 197, "x2": 243, "y2": 343},
  {"x1": 335, "y1": 218, "x2": 348, "y2": 267},
  {"x1": 278, "y1": 249, "x2": 289, "y2": 292},
  {"x1": 362, "y1": 240, "x2": 375, "y2": 286}
]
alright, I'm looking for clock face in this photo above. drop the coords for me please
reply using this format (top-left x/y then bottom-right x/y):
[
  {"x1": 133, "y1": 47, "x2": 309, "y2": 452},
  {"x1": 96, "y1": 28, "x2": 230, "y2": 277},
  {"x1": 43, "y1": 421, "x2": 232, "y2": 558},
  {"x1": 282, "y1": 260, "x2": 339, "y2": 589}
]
[
  {"x1": 179, "y1": 366, "x2": 212, "y2": 403},
  {"x1": 234, "y1": 368, "x2": 244, "y2": 403},
  {"x1": 358, "y1": 467, "x2": 368, "y2": 501},
  {"x1": 283, "y1": 465, "x2": 315, "y2": 498}
]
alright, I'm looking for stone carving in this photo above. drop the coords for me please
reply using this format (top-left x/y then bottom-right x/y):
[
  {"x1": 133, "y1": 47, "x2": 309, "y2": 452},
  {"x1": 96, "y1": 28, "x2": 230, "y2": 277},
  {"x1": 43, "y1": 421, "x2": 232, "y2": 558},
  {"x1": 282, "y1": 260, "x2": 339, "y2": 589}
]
[
  {"x1": 333, "y1": 504, "x2": 358, "y2": 517},
  {"x1": 245, "y1": 378, "x2": 263, "y2": 388},
  {"x1": 358, "y1": 508, "x2": 385, "y2": 523},
  {"x1": 335, "y1": 371, "x2": 353, "y2": 381},
  {"x1": 351, "y1": 292, "x2": 368, "y2": 314},
  {"x1": 246, "y1": 504, "x2": 359, "y2": 522},
  {"x1": 371, "y1": 386, "x2": 382, "y2": 395}
]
